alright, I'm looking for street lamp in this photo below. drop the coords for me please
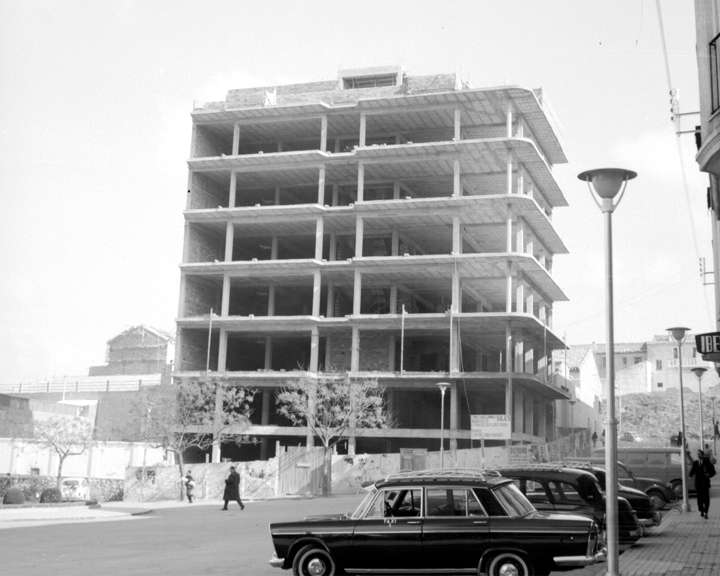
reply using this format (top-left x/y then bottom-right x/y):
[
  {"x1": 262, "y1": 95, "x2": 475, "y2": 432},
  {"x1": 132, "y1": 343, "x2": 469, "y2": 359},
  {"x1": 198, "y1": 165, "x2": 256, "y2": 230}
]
[
  {"x1": 569, "y1": 399, "x2": 576, "y2": 457},
  {"x1": 711, "y1": 395, "x2": 717, "y2": 455},
  {"x1": 437, "y1": 382, "x2": 450, "y2": 468},
  {"x1": 579, "y1": 167, "x2": 636, "y2": 576},
  {"x1": 691, "y1": 367, "x2": 708, "y2": 451},
  {"x1": 668, "y1": 327, "x2": 691, "y2": 512}
]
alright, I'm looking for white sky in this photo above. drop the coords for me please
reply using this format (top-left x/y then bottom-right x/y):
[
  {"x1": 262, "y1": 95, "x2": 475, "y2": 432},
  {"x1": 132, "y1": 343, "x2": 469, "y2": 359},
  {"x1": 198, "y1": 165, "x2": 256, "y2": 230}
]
[{"x1": 0, "y1": 0, "x2": 710, "y2": 384}]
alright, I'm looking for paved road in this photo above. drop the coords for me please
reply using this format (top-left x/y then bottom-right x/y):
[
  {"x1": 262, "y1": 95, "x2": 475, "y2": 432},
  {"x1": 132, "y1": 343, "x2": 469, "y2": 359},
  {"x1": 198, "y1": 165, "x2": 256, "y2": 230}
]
[{"x1": 0, "y1": 495, "x2": 607, "y2": 576}]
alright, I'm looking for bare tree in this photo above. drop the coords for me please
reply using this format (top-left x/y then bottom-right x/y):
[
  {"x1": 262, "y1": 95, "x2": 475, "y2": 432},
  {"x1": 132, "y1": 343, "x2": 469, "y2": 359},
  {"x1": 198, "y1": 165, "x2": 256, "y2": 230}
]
[
  {"x1": 135, "y1": 377, "x2": 254, "y2": 501},
  {"x1": 277, "y1": 374, "x2": 391, "y2": 495},
  {"x1": 33, "y1": 416, "x2": 95, "y2": 489}
]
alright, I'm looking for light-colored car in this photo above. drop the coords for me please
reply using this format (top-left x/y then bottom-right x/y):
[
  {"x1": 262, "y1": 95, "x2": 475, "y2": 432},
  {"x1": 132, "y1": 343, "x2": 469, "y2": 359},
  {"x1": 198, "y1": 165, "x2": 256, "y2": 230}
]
[{"x1": 61, "y1": 477, "x2": 89, "y2": 500}]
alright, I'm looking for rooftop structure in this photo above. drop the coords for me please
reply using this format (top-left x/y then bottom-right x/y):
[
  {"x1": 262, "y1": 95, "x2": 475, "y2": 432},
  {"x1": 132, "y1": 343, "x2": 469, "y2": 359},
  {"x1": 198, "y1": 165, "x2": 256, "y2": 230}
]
[{"x1": 174, "y1": 66, "x2": 572, "y2": 461}]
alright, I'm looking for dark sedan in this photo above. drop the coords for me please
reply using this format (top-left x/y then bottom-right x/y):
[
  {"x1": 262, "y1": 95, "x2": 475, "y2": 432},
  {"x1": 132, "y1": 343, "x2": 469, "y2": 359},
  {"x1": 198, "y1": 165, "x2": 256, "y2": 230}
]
[{"x1": 269, "y1": 469, "x2": 606, "y2": 576}]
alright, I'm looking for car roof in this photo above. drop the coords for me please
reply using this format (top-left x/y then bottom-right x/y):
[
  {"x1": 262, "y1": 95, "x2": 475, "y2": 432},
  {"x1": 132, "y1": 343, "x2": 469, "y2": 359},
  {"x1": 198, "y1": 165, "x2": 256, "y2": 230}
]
[
  {"x1": 374, "y1": 468, "x2": 512, "y2": 490},
  {"x1": 495, "y1": 464, "x2": 599, "y2": 481}
]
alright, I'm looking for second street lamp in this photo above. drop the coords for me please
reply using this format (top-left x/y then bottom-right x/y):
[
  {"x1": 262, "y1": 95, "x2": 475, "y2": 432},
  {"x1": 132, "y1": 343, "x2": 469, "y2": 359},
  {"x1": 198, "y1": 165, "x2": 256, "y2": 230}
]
[
  {"x1": 668, "y1": 327, "x2": 691, "y2": 512},
  {"x1": 691, "y1": 366, "x2": 708, "y2": 451},
  {"x1": 578, "y1": 166, "x2": 636, "y2": 576}
]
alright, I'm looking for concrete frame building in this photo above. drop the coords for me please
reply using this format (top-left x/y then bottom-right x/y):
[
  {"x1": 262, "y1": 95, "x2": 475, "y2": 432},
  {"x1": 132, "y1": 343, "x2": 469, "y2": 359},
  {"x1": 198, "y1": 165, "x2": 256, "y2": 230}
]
[{"x1": 174, "y1": 66, "x2": 572, "y2": 461}]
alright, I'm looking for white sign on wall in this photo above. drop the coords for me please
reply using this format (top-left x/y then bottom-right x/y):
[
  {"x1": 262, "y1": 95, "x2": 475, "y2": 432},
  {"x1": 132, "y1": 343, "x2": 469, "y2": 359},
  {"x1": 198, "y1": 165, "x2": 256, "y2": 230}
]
[{"x1": 471, "y1": 414, "x2": 511, "y2": 440}]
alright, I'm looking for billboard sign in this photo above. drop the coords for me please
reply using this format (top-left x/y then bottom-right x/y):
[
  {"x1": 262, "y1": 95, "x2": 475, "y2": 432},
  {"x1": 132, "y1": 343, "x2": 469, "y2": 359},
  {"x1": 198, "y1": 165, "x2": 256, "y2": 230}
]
[{"x1": 471, "y1": 414, "x2": 511, "y2": 440}]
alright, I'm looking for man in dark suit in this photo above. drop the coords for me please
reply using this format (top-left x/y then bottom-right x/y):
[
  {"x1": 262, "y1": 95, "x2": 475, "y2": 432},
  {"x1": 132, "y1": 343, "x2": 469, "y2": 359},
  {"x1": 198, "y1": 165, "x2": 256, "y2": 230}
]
[
  {"x1": 222, "y1": 465, "x2": 245, "y2": 511},
  {"x1": 690, "y1": 450, "x2": 716, "y2": 519}
]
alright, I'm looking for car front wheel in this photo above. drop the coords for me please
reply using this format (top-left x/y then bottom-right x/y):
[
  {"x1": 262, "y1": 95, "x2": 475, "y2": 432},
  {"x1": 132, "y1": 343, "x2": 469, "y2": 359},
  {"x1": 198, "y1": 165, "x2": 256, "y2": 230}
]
[
  {"x1": 292, "y1": 545, "x2": 336, "y2": 576},
  {"x1": 486, "y1": 552, "x2": 534, "y2": 576},
  {"x1": 647, "y1": 490, "x2": 666, "y2": 510}
]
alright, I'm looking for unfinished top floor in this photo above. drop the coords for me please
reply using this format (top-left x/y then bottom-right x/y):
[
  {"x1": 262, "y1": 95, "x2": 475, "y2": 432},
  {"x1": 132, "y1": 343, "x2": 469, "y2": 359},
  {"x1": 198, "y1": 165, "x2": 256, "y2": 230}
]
[{"x1": 190, "y1": 66, "x2": 565, "y2": 169}]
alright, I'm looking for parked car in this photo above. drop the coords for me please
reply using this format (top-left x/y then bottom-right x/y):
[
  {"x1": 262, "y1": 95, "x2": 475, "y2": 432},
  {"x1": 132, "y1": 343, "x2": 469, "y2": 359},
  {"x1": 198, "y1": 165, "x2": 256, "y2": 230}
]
[
  {"x1": 591, "y1": 445, "x2": 694, "y2": 496},
  {"x1": 571, "y1": 456, "x2": 677, "y2": 508},
  {"x1": 60, "y1": 477, "x2": 89, "y2": 501},
  {"x1": 562, "y1": 461, "x2": 662, "y2": 531},
  {"x1": 494, "y1": 464, "x2": 642, "y2": 549},
  {"x1": 268, "y1": 469, "x2": 606, "y2": 576}
]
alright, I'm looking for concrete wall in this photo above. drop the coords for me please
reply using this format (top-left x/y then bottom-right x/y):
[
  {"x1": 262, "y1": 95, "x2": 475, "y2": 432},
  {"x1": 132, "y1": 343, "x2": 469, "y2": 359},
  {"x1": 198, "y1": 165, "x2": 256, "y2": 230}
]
[{"x1": 0, "y1": 438, "x2": 167, "y2": 479}]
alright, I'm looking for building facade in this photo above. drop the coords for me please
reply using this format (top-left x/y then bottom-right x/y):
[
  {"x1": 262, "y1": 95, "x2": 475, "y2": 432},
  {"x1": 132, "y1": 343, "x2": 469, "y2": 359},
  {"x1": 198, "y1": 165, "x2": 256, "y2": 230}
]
[
  {"x1": 89, "y1": 325, "x2": 174, "y2": 377},
  {"x1": 174, "y1": 66, "x2": 572, "y2": 461}
]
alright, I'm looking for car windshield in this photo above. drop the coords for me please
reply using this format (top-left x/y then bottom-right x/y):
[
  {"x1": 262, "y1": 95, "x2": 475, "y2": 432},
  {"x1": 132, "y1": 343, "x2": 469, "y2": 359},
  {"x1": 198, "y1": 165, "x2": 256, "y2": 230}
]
[
  {"x1": 492, "y1": 483, "x2": 535, "y2": 517},
  {"x1": 350, "y1": 487, "x2": 377, "y2": 519}
]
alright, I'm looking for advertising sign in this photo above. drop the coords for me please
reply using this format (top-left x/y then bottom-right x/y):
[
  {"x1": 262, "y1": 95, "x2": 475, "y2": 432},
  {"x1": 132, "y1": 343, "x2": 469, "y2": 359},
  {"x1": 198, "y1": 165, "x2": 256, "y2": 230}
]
[
  {"x1": 509, "y1": 445, "x2": 530, "y2": 465},
  {"x1": 471, "y1": 414, "x2": 511, "y2": 440}
]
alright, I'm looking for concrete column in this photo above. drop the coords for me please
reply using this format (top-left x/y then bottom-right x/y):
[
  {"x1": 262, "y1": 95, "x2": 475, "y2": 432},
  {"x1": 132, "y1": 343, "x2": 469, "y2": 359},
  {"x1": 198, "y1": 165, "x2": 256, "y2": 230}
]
[
  {"x1": 232, "y1": 124, "x2": 240, "y2": 155},
  {"x1": 506, "y1": 151, "x2": 513, "y2": 195},
  {"x1": 264, "y1": 336, "x2": 273, "y2": 369},
  {"x1": 506, "y1": 203, "x2": 513, "y2": 252},
  {"x1": 267, "y1": 285, "x2": 275, "y2": 316},
  {"x1": 391, "y1": 228, "x2": 399, "y2": 255},
  {"x1": 353, "y1": 270, "x2": 362, "y2": 315},
  {"x1": 317, "y1": 166, "x2": 326, "y2": 205},
  {"x1": 326, "y1": 280, "x2": 335, "y2": 317},
  {"x1": 454, "y1": 108, "x2": 461, "y2": 141},
  {"x1": 452, "y1": 216, "x2": 461, "y2": 255},
  {"x1": 271, "y1": 237, "x2": 279, "y2": 260},
  {"x1": 329, "y1": 231, "x2": 337, "y2": 261},
  {"x1": 320, "y1": 115, "x2": 328, "y2": 152},
  {"x1": 359, "y1": 113, "x2": 367, "y2": 147},
  {"x1": 324, "y1": 335, "x2": 332, "y2": 368},
  {"x1": 506, "y1": 261, "x2": 513, "y2": 313},
  {"x1": 357, "y1": 162, "x2": 365, "y2": 202},
  {"x1": 224, "y1": 222, "x2": 234, "y2": 262},
  {"x1": 229, "y1": 171, "x2": 237, "y2": 208},
  {"x1": 332, "y1": 184, "x2": 339, "y2": 206},
  {"x1": 515, "y1": 333, "x2": 524, "y2": 374},
  {"x1": 393, "y1": 181, "x2": 401, "y2": 199},
  {"x1": 218, "y1": 329, "x2": 228, "y2": 371},
  {"x1": 310, "y1": 326, "x2": 320, "y2": 372},
  {"x1": 516, "y1": 217, "x2": 525, "y2": 254},
  {"x1": 516, "y1": 115, "x2": 524, "y2": 138},
  {"x1": 516, "y1": 278, "x2": 525, "y2": 314},
  {"x1": 355, "y1": 216, "x2": 364, "y2": 258},
  {"x1": 453, "y1": 159, "x2": 461, "y2": 198},
  {"x1": 517, "y1": 163, "x2": 524, "y2": 195},
  {"x1": 221, "y1": 275, "x2": 230, "y2": 316},
  {"x1": 312, "y1": 270, "x2": 321, "y2": 317},
  {"x1": 315, "y1": 217, "x2": 324, "y2": 260},
  {"x1": 388, "y1": 335, "x2": 396, "y2": 371},
  {"x1": 450, "y1": 381, "x2": 458, "y2": 451},
  {"x1": 351, "y1": 326, "x2": 360, "y2": 372},
  {"x1": 274, "y1": 187, "x2": 281, "y2": 205},
  {"x1": 389, "y1": 281, "x2": 398, "y2": 314},
  {"x1": 526, "y1": 290, "x2": 535, "y2": 318},
  {"x1": 260, "y1": 389, "x2": 271, "y2": 460}
]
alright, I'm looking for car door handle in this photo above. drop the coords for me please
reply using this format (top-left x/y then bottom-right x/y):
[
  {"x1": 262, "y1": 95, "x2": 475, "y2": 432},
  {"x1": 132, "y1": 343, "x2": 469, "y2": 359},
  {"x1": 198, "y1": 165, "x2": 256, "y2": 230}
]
[
  {"x1": 407, "y1": 520, "x2": 421, "y2": 525},
  {"x1": 473, "y1": 520, "x2": 488, "y2": 525}
]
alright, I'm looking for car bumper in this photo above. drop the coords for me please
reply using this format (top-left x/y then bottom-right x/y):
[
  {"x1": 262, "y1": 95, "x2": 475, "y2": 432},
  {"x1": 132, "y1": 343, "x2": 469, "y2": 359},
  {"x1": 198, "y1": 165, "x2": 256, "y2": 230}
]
[
  {"x1": 268, "y1": 554, "x2": 284, "y2": 569},
  {"x1": 554, "y1": 547, "x2": 607, "y2": 567},
  {"x1": 638, "y1": 512, "x2": 662, "y2": 528}
]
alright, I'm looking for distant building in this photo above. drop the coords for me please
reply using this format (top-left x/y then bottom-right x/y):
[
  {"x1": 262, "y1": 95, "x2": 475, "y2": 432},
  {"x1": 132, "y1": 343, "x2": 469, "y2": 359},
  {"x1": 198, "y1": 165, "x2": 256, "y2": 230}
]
[{"x1": 89, "y1": 326, "x2": 174, "y2": 377}]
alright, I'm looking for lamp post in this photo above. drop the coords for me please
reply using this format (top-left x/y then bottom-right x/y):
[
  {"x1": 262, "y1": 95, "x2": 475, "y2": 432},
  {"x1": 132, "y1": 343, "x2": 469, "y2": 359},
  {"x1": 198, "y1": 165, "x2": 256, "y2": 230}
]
[
  {"x1": 711, "y1": 395, "x2": 717, "y2": 455},
  {"x1": 668, "y1": 327, "x2": 691, "y2": 512},
  {"x1": 691, "y1": 367, "x2": 708, "y2": 451},
  {"x1": 579, "y1": 167, "x2": 636, "y2": 576},
  {"x1": 437, "y1": 382, "x2": 450, "y2": 468},
  {"x1": 568, "y1": 399, "x2": 576, "y2": 456}
]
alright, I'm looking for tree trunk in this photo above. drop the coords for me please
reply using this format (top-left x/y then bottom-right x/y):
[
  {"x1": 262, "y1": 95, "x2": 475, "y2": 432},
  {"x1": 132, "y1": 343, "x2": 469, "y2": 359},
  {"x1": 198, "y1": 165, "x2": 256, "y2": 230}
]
[
  {"x1": 323, "y1": 446, "x2": 332, "y2": 496},
  {"x1": 56, "y1": 455, "x2": 66, "y2": 490},
  {"x1": 177, "y1": 452, "x2": 185, "y2": 502}
]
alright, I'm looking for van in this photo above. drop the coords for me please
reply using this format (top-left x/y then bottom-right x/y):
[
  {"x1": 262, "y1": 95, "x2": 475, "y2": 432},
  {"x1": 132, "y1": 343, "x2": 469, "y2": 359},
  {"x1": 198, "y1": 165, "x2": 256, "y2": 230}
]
[
  {"x1": 591, "y1": 446, "x2": 694, "y2": 496},
  {"x1": 60, "y1": 477, "x2": 89, "y2": 501}
]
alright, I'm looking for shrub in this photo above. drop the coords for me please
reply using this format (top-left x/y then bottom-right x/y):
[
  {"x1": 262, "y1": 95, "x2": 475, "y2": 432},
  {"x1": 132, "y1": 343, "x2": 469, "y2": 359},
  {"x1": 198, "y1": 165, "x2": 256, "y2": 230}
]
[
  {"x1": 3, "y1": 487, "x2": 25, "y2": 505},
  {"x1": 40, "y1": 488, "x2": 62, "y2": 503}
]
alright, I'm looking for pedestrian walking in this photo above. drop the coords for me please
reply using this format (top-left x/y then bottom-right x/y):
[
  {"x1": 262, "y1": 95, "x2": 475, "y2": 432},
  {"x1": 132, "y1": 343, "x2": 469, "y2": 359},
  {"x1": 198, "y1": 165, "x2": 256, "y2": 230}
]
[
  {"x1": 689, "y1": 449, "x2": 716, "y2": 519},
  {"x1": 184, "y1": 471, "x2": 195, "y2": 503},
  {"x1": 601, "y1": 429, "x2": 605, "y2": 446},
  {"x1": 714, "y1": 420, "x2": 720, "y2": 440},
  {"x1": 222, "y1": 465, "x2": 245, "y2": 511},
  {"x1": 592, "y1": 431, "x2": 598, "y2": 447},
  {"x1": 677, "y1": 430, "x2": 683, "y2": 447}
]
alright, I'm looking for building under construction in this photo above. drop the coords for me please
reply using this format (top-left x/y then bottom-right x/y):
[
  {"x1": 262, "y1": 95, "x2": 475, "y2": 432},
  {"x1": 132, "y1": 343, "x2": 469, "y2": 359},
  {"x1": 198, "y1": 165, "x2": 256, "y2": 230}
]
[{"x1": 174, "y1": 66, "x2": 571, "y2": 461}]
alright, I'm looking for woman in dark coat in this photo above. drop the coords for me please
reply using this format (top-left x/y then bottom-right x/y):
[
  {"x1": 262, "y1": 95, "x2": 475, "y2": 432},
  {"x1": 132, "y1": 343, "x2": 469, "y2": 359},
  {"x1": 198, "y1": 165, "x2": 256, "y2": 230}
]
[{"x1": 222, "y1": 466, "x2": 244, "y2": 510}]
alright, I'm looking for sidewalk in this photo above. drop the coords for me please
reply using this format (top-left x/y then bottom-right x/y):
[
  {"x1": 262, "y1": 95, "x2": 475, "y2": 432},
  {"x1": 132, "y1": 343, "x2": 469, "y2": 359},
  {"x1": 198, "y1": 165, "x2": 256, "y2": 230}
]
[{"x1": 594, "y1": 486, "x2": 720, "y2": 576}]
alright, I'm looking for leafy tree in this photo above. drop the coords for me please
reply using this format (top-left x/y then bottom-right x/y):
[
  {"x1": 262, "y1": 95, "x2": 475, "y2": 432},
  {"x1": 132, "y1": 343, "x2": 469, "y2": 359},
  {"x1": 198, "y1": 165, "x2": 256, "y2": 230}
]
[
  {"x1": 135, "y1": 377, "x2": 255, "y2": 501},
  {"x1": 33, "y1": 416, "x2": 95, "y2": 489},
  {"x1": 277, "y1": 374, "x2": 391, "y2": 495}
]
